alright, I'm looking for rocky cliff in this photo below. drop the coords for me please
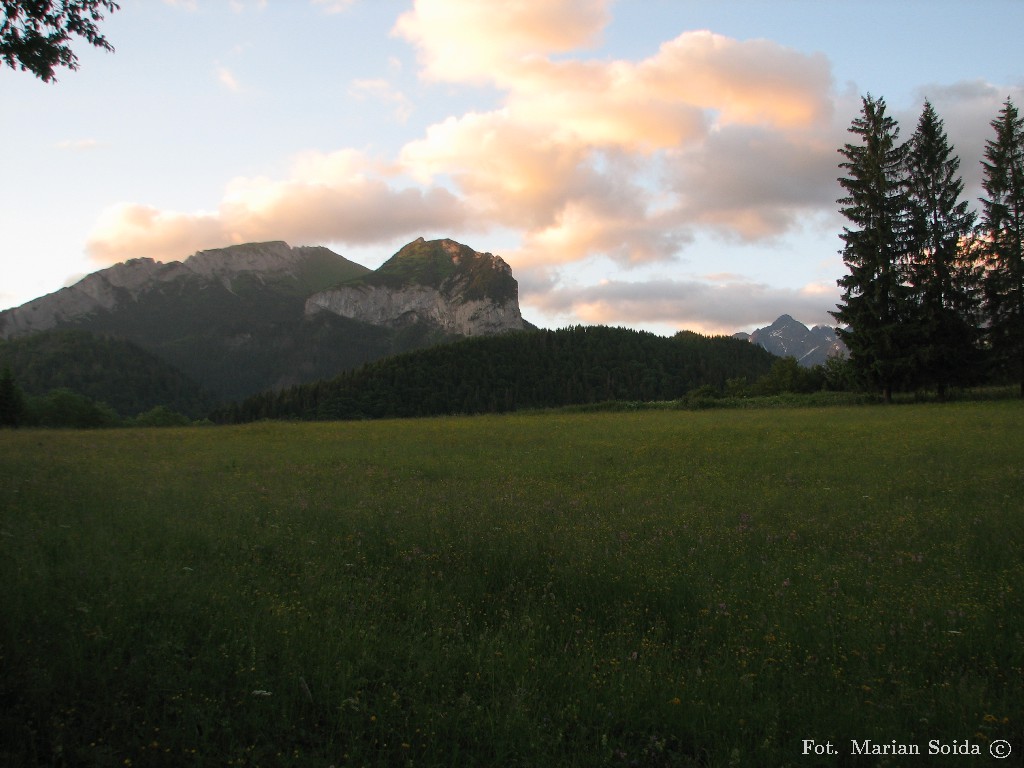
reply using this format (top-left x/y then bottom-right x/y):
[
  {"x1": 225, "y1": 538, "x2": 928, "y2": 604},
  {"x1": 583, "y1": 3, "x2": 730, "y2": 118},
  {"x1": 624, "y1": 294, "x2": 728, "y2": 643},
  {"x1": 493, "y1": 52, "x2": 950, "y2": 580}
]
[{"x1": 305, "y1": 238, "x2": 526, "y2": 336}]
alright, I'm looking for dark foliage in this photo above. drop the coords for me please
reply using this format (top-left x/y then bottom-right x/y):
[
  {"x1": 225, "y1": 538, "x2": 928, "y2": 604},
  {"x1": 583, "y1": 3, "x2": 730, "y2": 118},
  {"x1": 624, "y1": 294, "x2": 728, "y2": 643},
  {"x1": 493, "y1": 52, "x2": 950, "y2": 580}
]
[
  {"x1": 1, "y1": 0, "x2": 119, "y2": 82},
  {"x1": 0, "y1": 365, "x2": 25, "y2": 427},
  {"x1": 22, "y1": 387, "x2": 120, "y2": 428},
  {"x1": 214, "y1": 325, "x2": 778, "y2": 423},
  {"x1": 980, "y1": 98, "x2": 1024, "y2": 395},
  {"x1": 0, "y1": 329, "x2": 213, "y2": 417},
  {"x1": 832, "y1": 95, "x2": 913, "y2": 402},
  {"x1": 904, "y1": 101, "x2": 983, "y2": 396}
]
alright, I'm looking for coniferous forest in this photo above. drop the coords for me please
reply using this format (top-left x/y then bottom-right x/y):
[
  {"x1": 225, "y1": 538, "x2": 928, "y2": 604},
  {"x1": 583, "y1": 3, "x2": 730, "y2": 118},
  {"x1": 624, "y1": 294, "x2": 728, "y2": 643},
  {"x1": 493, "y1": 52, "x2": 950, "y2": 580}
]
[
  {"x1": 834, "y1": 95, "x2": 1024, "y2": 400},
  {"x1": 212, "y1": 326, "x2": 778, "y2": 423}
]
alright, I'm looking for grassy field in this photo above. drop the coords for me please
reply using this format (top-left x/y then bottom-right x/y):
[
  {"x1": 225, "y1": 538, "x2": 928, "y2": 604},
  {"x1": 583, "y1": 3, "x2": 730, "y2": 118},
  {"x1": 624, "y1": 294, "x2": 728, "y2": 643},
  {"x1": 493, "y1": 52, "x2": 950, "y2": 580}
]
[{"x1": 1, "y1": 403, "x2": 1022, "y2": 767}]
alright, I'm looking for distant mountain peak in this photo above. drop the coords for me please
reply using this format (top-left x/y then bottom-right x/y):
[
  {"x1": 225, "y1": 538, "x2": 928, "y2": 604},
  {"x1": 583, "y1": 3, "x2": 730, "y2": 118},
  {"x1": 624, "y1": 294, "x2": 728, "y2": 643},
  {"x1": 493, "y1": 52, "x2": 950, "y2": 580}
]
[{"x1": 735, "y1": 314, "x2": 847, "y2": 367}]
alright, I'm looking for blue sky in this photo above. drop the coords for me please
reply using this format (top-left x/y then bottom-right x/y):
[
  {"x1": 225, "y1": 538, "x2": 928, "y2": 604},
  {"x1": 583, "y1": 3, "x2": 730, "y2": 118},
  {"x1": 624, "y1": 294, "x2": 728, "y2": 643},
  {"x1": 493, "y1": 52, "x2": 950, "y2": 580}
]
[{"x1": 3, "y1": 0, "x2": 1022, "y2": 334}]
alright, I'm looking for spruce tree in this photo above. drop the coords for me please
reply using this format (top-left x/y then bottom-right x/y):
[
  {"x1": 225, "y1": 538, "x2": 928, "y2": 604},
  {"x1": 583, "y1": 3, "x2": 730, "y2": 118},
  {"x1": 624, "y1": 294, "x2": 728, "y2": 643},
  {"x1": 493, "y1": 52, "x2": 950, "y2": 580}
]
[
  {"x1": 832, "y1": 95, "x2": 912, "y2": 402},
  {"x1": 980, "y1": 98, "x2": 1024, "y2": 395},
  {"x1": 904, "y1": 100, "x2": 981, "y2": 397}
]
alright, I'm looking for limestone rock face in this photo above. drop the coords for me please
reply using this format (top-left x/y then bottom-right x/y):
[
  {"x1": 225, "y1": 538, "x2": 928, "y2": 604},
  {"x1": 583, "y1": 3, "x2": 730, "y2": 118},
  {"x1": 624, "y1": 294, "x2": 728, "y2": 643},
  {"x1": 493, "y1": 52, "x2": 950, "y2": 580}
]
[
  {"x1": 304, "y1": 238, "x2": 526, "y2": 337},
  {"x1": 306, "y1": 283, "x2": 524, "y2": 336}
]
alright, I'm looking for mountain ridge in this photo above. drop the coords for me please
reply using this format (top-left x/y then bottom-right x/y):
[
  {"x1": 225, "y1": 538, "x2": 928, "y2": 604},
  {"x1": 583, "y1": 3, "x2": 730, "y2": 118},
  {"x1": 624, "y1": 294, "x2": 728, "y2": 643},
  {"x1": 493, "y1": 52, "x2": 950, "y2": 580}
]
[{"x1": 0, "y1": 238, "x2": 529, "y2": 404}]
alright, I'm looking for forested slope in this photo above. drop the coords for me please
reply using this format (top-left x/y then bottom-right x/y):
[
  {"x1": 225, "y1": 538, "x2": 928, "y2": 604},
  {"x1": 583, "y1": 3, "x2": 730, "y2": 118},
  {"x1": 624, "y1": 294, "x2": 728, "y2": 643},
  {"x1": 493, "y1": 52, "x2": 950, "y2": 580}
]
[
  {"x1": 215, "y1": 325, "x2": 777, "y2": 422},
  {"x1": 0, "y1": 329, "x2": 214, "y2": 417}
]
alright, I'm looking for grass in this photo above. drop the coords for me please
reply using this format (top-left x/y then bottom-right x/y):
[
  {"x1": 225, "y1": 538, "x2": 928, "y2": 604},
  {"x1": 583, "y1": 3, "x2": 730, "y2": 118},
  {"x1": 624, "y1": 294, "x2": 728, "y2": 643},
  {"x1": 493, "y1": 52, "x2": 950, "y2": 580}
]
[{"x1": 1, "y1": 402, "x2": 1022, "y2": 766}]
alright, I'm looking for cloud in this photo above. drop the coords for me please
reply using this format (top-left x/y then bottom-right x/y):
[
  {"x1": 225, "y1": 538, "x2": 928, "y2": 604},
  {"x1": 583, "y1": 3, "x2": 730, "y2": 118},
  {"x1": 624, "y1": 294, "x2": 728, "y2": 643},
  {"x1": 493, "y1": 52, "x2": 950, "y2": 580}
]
[
  {"x1": 86, "y1": 150, "x2": 469, "y2": 264},
  {"x1": 393, "y1": 0, "x2": 839, "y2": 268},
  {"x1": 524, "y1": 276, "x2": 841, "y2": 335},
  {"x1": 394, "y1": 0, "x2": 609, "y2": 84},
  {"x1": 87, "y1": 204, "x2": 226, "y2": 265},
  {"x1": 89, "y1": 0, "x2": 849, "y2": 282},
  {"x1": 401, "y1": 110, "x2": 596, "y2": 228},
  {"x1": 903, "y1": 80, "x2": 1024, "y2": 195},
  {"x1": 666, "y1": 124, "x2": 843, "y2": 240}
]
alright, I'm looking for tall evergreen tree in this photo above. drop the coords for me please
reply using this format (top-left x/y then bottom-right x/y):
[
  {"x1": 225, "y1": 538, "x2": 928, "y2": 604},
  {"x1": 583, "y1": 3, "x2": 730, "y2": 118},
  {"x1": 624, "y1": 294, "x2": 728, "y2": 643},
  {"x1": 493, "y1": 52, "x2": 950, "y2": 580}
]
[
  {"x1": 832, "y1": 95, "x2": 912, "y2": 402},
  {"x1": 980, "y1": 98, "x2": 1024, "y2": 395},
  {"x1": 904, "y1": 100, "x2": 981, "y2": 397}
]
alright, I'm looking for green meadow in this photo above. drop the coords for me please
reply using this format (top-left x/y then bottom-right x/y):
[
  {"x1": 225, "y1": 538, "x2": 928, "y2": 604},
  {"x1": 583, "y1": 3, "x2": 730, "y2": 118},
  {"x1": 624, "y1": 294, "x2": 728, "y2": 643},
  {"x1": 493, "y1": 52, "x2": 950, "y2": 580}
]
[{"x1": 1, "y1": 403, "x2": 1022, "y2": 767}]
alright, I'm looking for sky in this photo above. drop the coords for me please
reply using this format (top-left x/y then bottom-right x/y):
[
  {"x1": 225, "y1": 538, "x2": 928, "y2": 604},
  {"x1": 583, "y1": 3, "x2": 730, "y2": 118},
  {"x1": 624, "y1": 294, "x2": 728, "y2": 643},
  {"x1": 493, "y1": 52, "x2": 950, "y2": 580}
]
[{"x1": 3, "y1": 0, "x2": 1023, "y2": 336}]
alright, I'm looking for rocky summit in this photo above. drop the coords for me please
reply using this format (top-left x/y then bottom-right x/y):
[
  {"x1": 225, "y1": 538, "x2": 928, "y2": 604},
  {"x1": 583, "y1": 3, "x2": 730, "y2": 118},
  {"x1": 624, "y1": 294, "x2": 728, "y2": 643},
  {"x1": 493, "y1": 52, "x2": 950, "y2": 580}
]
[
  {"x1": 305, "y1": 238, "x2": 526, "y2": 336},
  {"x1": 735, "y1": 314, "x2": 846, "y2": 367}
]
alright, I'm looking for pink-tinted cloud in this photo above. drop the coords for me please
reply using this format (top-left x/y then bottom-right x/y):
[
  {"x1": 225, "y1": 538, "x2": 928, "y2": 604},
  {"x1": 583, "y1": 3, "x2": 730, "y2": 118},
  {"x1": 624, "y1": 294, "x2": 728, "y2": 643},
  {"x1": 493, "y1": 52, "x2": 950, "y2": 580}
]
[
  {"x1": 394, "y1": 0, "x2": 609, "y2": 83},
  {"x1": 86, "y1": 150, "x2": 468, "y2": 264},
  {"x1": 393, "y1": 0, "x2": 839, "y2": 268}
]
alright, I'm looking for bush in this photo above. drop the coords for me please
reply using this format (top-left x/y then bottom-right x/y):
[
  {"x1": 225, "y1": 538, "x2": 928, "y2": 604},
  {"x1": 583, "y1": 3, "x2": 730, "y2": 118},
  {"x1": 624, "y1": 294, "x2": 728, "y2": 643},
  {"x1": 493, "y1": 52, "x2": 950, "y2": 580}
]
[
  {"x1": 132, "y1": 405, "x2": 191, "y2": 427},
  {"x1": 24, "y1": 388, "x2": 120, "y2": 428}
]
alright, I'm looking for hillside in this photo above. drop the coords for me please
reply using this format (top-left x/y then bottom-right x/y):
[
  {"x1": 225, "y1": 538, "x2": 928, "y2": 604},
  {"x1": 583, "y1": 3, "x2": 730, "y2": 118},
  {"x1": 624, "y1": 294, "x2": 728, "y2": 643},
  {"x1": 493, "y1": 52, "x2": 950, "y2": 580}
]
[
  {"x1": 0, "y1": 239, "x2": 529, "y2": 404},
  {"x1": 215, "y1": 325, "x2": 777, "y2": 422},
  {"x1": 0, "y1": 329, "x2": 214, "y2": 417}
]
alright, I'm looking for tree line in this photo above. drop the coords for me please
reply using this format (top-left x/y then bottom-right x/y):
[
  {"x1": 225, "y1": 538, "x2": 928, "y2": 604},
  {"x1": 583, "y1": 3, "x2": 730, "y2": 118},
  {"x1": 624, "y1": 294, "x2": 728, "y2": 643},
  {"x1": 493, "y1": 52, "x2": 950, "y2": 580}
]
[
  {"x1": 211, "y1": 326, "x2": 779, "y2": 423},
  {"x1": 834, "y1": 95, "x2": 1024, "y2": 400}
]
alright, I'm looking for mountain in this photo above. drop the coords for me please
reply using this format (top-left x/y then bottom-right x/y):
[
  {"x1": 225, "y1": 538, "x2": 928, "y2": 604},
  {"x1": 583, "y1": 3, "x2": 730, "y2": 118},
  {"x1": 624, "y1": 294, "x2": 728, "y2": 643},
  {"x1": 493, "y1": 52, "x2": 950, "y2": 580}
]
[
  {"x1": 306, "y1": 238, "x2": 524, "y2": 335},
  {"x1": 734, "y1": 314, "x2": 846, "y2": 367},
  {"x1": 0, "y1": 238, "x2": 529, "y2": 404}
]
